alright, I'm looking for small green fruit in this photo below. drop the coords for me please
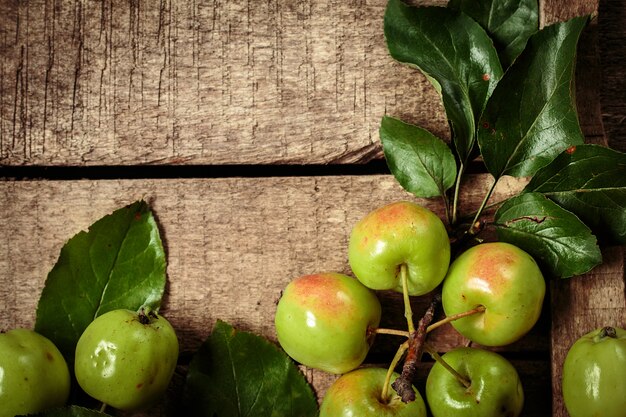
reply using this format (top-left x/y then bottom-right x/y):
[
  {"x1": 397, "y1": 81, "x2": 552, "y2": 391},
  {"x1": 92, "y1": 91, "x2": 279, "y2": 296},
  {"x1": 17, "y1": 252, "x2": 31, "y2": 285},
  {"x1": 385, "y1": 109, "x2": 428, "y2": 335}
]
[
  {"x1": 442, "y1": 242, "x2": 545, "y2": 346},
  {"x1": 0, "y1": 328, "x2": 70, "y2": 417},
  {"x1": 74, "y1": 309, "x2": 179, "y2": 411},
  {"x1": 562, "y1": 326, "x2": 626, "y2": 417},
  {"x1": 426, "y1": 347, "x2": 524, "y2": 417},
  {"x1": 275, "y1": 272, "x2": 381, "y2": 374},
  {"x1": 320, "y1": 367, "x2": 427, "y2": 417},
  {"x1": 348, "y1": 201, "x2": 450, "y2": 296}
]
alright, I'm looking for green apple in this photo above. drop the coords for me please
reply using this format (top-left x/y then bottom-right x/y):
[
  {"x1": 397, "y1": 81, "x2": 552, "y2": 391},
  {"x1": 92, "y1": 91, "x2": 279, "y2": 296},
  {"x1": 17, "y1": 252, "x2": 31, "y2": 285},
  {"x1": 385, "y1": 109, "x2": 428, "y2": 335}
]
[
  {"x1": 0, "y1": 328, "x2": 70, "y2": 417},
  {"x1": 442, "y1": 242, "x2": 545, "y2": 346},
  {"x1": 562, "y1": 326, "x2": 626, "y2": 417},
  {"x1": 348, "y1": 201, "x2": 450, "y2": 296},
  {"x1": 426, "y1": 347, "x2": 524, "y2": 417},
  {"x1": 274, "y1": 272, "x2": 381, "y2": 374},
  {"x1": 74, "y1": 308, "x2": 179, "y2": 411},
  {"x1": 320, "y1": 367, "x2": 427, "y2": 417}
]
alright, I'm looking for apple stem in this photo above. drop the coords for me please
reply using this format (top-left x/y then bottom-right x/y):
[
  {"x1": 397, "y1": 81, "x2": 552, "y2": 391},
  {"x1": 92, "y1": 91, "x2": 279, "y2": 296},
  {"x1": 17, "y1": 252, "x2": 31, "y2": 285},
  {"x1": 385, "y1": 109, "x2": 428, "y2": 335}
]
[
  {"x1": 400, "y1": 264, "x2": 415, "y2": 334},
  {"x1": 376, "y1": 328, "x2": 411, "y2": 338},
  {"x1": 424, "y1": 344, "x2": 472, "y2": 389},
  {"x1": 138, "y1": 308, "x2": 151, "y2": 325},
  {"x1": 381, "y1": 340, "x2": 409, "y2": 403},
  {"x1": 426, "y1": 305, "x2": 486, "y2": 333},
  {"x1": 99, "y1": 402, "x2": 108, "y2": 413},
  {"x1": 597, "y1": 326, "x2": 617, "y2": 341}
]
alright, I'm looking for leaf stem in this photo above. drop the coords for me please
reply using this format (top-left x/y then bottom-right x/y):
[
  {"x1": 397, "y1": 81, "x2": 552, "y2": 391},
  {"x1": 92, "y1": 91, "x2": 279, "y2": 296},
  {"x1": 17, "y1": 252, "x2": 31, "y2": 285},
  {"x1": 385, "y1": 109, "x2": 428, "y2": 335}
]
[
  {"x1": 451, "y1": 161, "x2": 465, "y2": 226},
  {"x1": 400, "y1": 264, "x2": 415, "y2": 333},
  {"x1": 426, "y1": 305, "x2": 486, "y2": 333},
  {"x1": 442, "y1": 192, "x2": 452, "y2": 226},
  {"x1": 469, "y1": 178, "x2": 499, "y2": 235},
  {"x1": 100, "y1": 403, "x2": 108, "y2": 413},
  {"x1": 424, "y1": 344, "x2": 471, "y2": 389},
  {"x1": 381, "y1": 340, "x2": 409, "y2": 403}
]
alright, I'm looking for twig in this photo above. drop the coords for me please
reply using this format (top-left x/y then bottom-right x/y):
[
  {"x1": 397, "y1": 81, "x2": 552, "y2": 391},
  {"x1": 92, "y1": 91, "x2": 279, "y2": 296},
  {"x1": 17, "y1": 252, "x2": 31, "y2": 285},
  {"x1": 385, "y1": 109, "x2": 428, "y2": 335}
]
[{"x1": 391, "y1": 294, "x2": 440, "y2": 402}]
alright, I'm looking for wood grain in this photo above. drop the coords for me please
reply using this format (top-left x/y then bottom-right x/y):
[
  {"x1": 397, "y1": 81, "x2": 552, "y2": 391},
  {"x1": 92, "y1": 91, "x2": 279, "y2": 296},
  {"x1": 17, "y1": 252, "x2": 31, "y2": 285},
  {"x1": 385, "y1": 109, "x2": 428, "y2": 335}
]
[
  {"x1": 0, "y1": 0, "x2": 608, "y2": 167},
  {"x1": 0, "y1": 0, "x2": 447, "y2": 166},
  {"x1": 599, "y1": 0, "x2": 626, "y2": 152}
]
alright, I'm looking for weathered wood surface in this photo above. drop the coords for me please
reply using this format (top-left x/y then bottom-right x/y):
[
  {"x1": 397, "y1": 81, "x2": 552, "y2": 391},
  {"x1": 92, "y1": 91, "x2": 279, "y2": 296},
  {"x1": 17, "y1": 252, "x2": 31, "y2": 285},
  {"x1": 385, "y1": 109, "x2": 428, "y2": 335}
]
[
  {"x1": 0, "y1": 175, "x2": 527, "y2": 345},
  {"x1": 0, "y1": 0, "x2": 446, "y2": 166},
  {"x1": 0, "y1": 0, "x2": 612, "y2": 166},
  {"x1": 599, "y1": 0, "x2": 626, "y2": 153},
  {"x1": 0, "y1": 175, "x2": 555, "y2": 415},
  {"x1": 1, "y1": 175, "x2": 623, "y2": 416},
  {"x1": 1, "y1": 0, "x2": 624, "y2": 416}
]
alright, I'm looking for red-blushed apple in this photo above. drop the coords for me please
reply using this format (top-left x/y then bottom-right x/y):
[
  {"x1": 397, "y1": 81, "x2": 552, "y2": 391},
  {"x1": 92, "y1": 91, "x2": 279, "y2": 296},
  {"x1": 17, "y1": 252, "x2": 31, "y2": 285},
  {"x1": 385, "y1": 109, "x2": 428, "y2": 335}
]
[
  {"x1": 320, "y1": 367, "x2": 427, "y2": 417},
  {"x1": 274, "y1": 272, "x2": 381, "y2": 374},
  {"x1": 348, "y1": 201, "x2": 450, "y2": 296},
  {"x1": 442, "y1": 242, "x2": 545, "y2": 346},
  {"x1": 426, "y1": 347, "x2": 524, "y2": 417}
]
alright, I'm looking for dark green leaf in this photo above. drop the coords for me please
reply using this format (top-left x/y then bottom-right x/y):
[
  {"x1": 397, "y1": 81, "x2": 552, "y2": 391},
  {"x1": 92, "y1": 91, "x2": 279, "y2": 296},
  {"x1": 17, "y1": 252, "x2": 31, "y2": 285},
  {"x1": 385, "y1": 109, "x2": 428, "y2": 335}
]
[
  {"x1": 380, "y1": 116, "x2": 457, "y2": 198},
  {"x1": 19, "y1": 406, "x2": 111, "y2": 417},
  {"x1": 184, "y1": 320, "x2": 318, "y2": 417},
  {"x1": 478, "y1": 16, "x2": 588, "y2": 179},
  {"x1": 494, "y1": 193, "x2": 602, "y2": 278},
  {"x1": 384, "y1": 0, "x2": 503, "y2": 163},
  {"x1": 525, "y1": 144, "x2": 626, "y2": 244},
  {"x1": 448, "y1": 0, "x2": 539, "y2": 68},
  {"x1": 35, "y1": 201, "x2": 166, "y2": 361}
]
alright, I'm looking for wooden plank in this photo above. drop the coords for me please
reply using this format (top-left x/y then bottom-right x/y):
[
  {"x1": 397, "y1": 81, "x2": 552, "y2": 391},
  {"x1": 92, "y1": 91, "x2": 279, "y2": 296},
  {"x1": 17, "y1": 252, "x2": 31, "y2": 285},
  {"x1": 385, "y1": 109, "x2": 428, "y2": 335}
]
[
  {"x1": 0, "y1": 0, "x2": 447, "y2": 166},
  {"x1": 0, "y1": 175, "x2": 527, "y2": 347},
  {"x1": 599, "y1": 0, "x2": 626, "y2": 153},
  {"x1": 540, "y1": 0, "x2": 598, "y2": 26},
  {"x1": 1, "y1": 175, "x2": 554, "y2": 413},
  {"x1": 0, "y1": 0, "x2": 603, "y2": 167}
]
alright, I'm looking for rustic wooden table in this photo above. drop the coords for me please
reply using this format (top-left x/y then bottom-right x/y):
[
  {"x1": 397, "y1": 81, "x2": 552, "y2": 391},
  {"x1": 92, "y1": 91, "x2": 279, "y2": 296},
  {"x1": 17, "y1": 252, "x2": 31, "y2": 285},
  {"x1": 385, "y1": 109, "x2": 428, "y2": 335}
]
[{"x1": 1, "y1": 0, "x2": 624, "y2": 416}]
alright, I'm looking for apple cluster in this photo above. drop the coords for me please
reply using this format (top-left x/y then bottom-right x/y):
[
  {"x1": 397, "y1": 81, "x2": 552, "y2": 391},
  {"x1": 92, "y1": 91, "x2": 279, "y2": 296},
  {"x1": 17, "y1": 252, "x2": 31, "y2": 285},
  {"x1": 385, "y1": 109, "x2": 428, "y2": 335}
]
[
  {"x1": 0, "y1": 308, "x2": 178, "y2": 416},
  {"x1": 274, "y1": 201, "x2": 547, "y2": 417}
]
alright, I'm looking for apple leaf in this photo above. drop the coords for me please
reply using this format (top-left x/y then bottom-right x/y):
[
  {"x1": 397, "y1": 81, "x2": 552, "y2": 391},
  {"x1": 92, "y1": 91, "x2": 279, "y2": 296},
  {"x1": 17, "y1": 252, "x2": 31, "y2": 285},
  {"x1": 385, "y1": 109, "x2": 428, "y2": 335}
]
[
  {"x1": 380, "y1": 116, "x2": 457, "y2": 198},
  {"x1": 384, "y1": 0, "x2": 503, "y2": 164},
  {"x1": 524, "y1": 144, "x2": 626, "y2": 244},
  {"x1": 448, "y1": 0, "x2": 539, "y2": 69},
  {"x1": 184, "y1": 320, "x2": 318, "y2": 417},
  {"x1": 34, "y1": 201, "x2": 166, "y2": 361},
  {"x1": 494, "y1": 192, "x2": 602, "y2": 278},
  {"x1": 19, "y1": 406, "x2": 112, "y2": 417},
  {"x1": 478, "y1": 15, "x2": 588, "y2": 180}
]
